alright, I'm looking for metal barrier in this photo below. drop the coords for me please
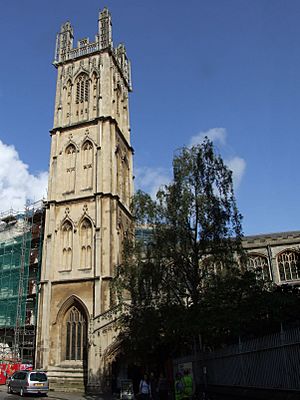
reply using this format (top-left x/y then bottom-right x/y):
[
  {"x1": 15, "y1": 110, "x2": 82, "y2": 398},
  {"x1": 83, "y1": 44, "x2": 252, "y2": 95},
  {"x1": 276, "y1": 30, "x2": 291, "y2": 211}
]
[{"x1": 174, "y1": 327, "x2": 300, "y2": 392}]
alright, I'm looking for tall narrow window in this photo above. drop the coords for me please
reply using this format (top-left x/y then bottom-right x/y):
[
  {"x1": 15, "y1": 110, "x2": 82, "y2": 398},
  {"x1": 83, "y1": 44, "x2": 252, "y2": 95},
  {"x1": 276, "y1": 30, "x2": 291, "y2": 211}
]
[
  {"x1": 122, "y1": 156, "x2": 129, "y2": 204},
  {"x1": 65, "y1": 144, "x2": 76, "y2": 192},
  {"x1": 63, "y1": 79, "x2": 72, "y2": 125},
  {"x1": 277, "y1": 251, "x2": 300, "y2": 281},
  {"x1": 80, "y1": 219, "x2": 92, "y2": 269},
  {"x1": 65, "y1": 306, "x2": 86, "y2": 361},
  {"x1": 247, "y1": 254, "x2": 271, "y2": 281},
  {"x1": 76, "y1": 74, "x2": 89, "y2": 103},
  {"x1": 82, "y1": 141, "x2": 93, "y2": 189},
  {"x1": 116, "y1": 150, "x2": 122, "y2": 198},
  {"x1": 92, "y1": 72, "x2": 98, "y2": 117},
  {"x1": 75, "y1": 73, "x2": 89, "y2": 122},
  {"x1": 62, "y1": 221, "x2": 73, "y2": 270},
  {"x1": 116, "y1": 83, "x2": 121, "y2": 116}
]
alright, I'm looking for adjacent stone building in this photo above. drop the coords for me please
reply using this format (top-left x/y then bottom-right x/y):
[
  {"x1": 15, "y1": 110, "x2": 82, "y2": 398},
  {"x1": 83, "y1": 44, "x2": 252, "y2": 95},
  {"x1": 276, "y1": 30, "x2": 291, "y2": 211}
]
[
  {"x1": 35, "y1": 8, "x2": 133, "y2": 392},
  {"x1": 244, "y1": 231, "x2": 300, "y2": 284}
]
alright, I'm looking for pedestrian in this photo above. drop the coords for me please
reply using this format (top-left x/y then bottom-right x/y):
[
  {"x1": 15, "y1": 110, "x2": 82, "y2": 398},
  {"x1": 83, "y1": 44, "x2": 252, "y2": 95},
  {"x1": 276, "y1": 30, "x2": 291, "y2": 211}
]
[
  {"x1": 174, "y1": 372, "x2": 184, "y2": 400},
  {"x1": 150, "y1": 372, "x2": 158, "y2": 400},
  {"x1": 139, "y1": 373, "x2": 152, "y2": 400},
  {"x1": 182, "y1": 369, "x2": 193, "y2": 400},
  {"x1": 157, "y1": 373, "x2": 169, "y2": 400}
]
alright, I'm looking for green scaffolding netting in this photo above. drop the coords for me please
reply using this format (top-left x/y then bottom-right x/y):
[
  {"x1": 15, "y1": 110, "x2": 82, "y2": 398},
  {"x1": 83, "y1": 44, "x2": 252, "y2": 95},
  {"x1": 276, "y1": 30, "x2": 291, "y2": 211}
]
[{"x1": 0, "y1": 231, "x2": 32, "y2": 328}]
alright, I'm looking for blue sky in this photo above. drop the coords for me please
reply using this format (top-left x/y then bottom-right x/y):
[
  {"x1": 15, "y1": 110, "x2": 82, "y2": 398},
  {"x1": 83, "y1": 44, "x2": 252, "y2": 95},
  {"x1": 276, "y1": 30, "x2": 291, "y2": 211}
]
[{"x1": 0, "y1": 0, "x2": 300, "y2": 235}]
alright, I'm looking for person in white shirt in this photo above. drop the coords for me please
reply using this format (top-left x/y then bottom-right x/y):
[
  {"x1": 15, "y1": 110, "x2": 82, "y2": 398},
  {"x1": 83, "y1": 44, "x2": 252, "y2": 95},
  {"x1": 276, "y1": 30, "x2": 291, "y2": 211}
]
[{"x1": 139, "y1": 374, "x2": 151, "y2": 400}]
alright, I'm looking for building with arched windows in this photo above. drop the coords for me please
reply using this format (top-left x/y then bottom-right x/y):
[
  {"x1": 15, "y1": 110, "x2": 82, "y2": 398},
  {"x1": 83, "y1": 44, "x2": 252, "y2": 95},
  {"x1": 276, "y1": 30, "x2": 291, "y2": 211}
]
[
  {"x1": 243, "y1": 231, "x2": 300, "y2": 285},
  {"x1": 35, "y1": 8, "x2": 133, "y2": 393}
]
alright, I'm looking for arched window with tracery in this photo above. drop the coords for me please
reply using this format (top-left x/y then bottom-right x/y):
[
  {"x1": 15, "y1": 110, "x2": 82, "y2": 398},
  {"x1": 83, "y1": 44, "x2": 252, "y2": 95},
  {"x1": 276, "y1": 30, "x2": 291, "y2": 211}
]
[
  {"x1": 64, "y1": 306, "x2": 86, "y2": 361},
  {"x1": 201, "y1": 257, "x2": 223, "y2": 277},
  {"x1": 62, "y1": 221, "x2": 73, "y2": 270},
  {"x1": 277, "y1": 250, "x2": 300, "y2": 281},
  {"x1": 82, "y1": 141, "x2": 93, "y2": 189},
  {"x1": 247, "y1": 254, "x2": 271, "y2": 281},
  {"x1": 65, "y1": 144, "x2": 76, "y2": 192},
  {"x1": 74, "y1": 73, "x2": 89, "y2": 121},
  {"x1": 80, "y1": 218, "x2": 92, "y2": 269}
]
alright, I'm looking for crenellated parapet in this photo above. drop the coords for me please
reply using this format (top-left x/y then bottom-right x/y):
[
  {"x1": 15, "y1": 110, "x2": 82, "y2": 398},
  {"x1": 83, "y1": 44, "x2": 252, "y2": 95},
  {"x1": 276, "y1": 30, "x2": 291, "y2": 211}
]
[{"x1": 54, "y1": 7, "x2": 131, "y2": 90}]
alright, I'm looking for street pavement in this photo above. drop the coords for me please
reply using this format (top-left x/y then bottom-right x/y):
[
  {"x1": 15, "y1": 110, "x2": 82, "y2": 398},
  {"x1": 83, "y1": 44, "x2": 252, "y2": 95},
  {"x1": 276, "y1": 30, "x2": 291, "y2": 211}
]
[{"x1": 0, "y1": 384, "x2": 113, "y2": 400}]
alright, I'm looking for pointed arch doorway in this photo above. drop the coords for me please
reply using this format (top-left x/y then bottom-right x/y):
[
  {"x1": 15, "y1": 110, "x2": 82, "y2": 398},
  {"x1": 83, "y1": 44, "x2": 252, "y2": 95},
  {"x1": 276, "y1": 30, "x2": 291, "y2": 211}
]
[{"x1": 57, "y1": 296, "x2": 89, "y2": 390}]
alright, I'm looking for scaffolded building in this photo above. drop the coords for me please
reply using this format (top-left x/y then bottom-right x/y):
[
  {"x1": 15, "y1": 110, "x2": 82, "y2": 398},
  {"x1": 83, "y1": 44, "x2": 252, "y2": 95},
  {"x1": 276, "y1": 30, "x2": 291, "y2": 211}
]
[{"x1": 0, "y1": 202, "x2": 44, "y2": 365}]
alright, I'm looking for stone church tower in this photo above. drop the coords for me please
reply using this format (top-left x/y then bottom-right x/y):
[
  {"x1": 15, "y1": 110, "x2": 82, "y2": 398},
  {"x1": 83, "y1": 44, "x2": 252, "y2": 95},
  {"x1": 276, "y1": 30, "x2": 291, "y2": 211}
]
[{"x1": 36, "y1": 8, "x2": 133, "y2": 392}]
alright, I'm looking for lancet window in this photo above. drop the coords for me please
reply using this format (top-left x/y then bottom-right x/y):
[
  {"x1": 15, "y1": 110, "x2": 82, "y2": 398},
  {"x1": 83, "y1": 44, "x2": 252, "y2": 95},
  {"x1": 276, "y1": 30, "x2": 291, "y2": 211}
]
[
  {"x1": 116, "y1": 83, "x2": 122, "y2": 116},
  {"x1": 115, "y1": 148, "x2": 130, "y2": 205},
  {"x1": 123, "y1": 156, "x2": 130, "y2": 204},
  {"x1": 277, "y1": 250, "x2": 300, "y2": 281},
  {"x1": 63, "y1": 79, "x2": 72, "y2": 124},
  {"x1": 64, "y1": 306, "x2": 86, "y2": 361},
  {"x1": 91, "y1": 72, "x2": 98, "y2": 117},
  {"x1": 80, "y1": 218, "x2": 92, "y2": 269},
  {"x1": 62, "y1": 221, "x2": 73, "y2": 270},
  {"x1": 82, "y1": 141, "x2": 93, "y2": 189},
  {"x1": 247, "y1": 254, "x2": 271, "y2": 281},
  {"x1": 65, "y1": 144, "x2": 76, "y2": 192},
  {"x1": 116, "y1": 150, "x2": 122, "y2": 198}
]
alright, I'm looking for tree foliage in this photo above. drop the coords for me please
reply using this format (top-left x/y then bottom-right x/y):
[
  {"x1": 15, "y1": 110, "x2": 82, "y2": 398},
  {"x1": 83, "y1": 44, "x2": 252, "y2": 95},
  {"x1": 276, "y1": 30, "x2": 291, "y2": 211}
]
[{"x1": 112, "y1": 139, "x2": 300, "y2": 365}]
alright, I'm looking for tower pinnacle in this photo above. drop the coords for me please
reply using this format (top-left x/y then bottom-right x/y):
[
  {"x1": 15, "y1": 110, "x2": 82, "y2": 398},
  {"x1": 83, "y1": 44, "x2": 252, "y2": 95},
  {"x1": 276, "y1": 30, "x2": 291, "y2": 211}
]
[{"x1": 98, "y1": 7, "x2": 113, "y2": 49}]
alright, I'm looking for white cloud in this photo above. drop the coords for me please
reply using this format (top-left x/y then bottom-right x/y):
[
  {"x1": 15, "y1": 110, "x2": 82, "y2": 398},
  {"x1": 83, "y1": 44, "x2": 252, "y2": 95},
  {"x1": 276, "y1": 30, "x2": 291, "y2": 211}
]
[
  {"x1": 188, "y1": 127, "x2": 246, "y2": 188},
  {"x1": 0, "y1": 140, "x2": 48, "y2": 213},
  {"x1": 135, "y1": 128, "x2": 246, "y2": 197},
  {"x1": 226, "y1": 156, "x2": 246, "y2": 188},
  {"x1": 135, "y1": 166, "x2": 171, "y2": 199},
  {"x1": 189, "y1": 127, "x2": 227, "y2": 147}
]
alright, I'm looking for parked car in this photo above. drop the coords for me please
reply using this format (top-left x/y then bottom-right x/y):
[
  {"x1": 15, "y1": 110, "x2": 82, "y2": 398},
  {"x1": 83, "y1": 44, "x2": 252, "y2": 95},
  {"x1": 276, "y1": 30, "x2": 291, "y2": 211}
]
[{"x1": 7, "y1": 370, "x2": 48, "y2": 396}]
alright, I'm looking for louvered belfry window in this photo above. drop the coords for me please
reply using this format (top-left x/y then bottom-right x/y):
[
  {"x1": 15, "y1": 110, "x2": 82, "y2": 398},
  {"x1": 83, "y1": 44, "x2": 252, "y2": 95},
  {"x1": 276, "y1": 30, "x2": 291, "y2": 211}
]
[{"x1": 76, "y1": 74, "x2": 89, "y2": 104}]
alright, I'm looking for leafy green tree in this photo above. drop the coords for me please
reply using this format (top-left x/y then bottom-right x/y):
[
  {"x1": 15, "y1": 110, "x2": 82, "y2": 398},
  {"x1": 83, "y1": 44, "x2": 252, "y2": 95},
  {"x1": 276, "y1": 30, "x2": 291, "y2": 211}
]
[{"x1": 113, "y1": 138, "x2": 246, "y2": 362}]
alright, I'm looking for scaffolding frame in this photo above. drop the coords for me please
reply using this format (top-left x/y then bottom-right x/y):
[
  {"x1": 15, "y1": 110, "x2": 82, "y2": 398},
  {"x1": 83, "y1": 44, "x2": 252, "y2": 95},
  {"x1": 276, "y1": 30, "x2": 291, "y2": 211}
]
[{"x1": 0, "y1": 201, "x2": 44, "y2": 364}]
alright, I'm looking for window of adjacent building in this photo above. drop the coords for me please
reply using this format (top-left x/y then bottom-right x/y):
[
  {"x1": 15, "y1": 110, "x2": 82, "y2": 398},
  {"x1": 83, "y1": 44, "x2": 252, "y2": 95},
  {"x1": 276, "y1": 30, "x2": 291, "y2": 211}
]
[
  {"x1": 80, "y1": 218, "x2": 92, "y2": 269},
  {"x1": 62, "y1": 221, "x2": 73, "y2": 270},
  {"x1": 247, "y1": 254, "x2": 271, "y2": 281},
  {"x1": 64, "y1": 306, "x2": 86, "y2": 361},
  {"x1": 277, "y1": 250, "x2": 300, "y2": 281},
  {"x1": 202, "y1": 258, "x2": 223, "y2": 277}
]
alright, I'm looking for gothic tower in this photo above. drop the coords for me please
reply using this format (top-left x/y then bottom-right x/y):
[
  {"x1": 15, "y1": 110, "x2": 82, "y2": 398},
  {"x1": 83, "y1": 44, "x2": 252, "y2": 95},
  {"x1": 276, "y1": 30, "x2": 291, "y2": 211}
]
[{"x1": 36, "y1": 8, "x2": 133, "y2": 392}]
